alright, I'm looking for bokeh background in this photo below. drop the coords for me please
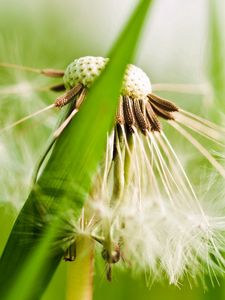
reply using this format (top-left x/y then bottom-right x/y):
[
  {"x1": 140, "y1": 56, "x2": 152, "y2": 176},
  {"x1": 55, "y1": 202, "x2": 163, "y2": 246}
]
[{"x1": 0, "y1": 0, "x2": 225, "y2": 299}]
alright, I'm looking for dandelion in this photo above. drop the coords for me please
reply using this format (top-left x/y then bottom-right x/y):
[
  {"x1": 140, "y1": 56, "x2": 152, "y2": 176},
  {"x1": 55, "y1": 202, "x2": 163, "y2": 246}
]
[{"x1": 1, "y1": 56, "x2": 225, "y2": 285}]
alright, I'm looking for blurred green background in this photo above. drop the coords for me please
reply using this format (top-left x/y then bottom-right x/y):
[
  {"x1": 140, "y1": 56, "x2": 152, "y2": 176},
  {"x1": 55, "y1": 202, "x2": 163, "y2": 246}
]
[{"x1": 0, "y1": 0, "x2": 225, "y2": 299}]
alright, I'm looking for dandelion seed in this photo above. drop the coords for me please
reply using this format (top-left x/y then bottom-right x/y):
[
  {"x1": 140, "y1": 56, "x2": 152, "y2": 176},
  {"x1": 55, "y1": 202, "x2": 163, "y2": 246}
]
[{"x1": 1, "y1": 56, "x2": 225, "y2": 284}]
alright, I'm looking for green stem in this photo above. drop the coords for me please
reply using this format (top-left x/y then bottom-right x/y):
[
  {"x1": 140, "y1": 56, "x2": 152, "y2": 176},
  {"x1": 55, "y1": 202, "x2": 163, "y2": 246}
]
[
  {"x1": 112, "y1": 128, "x2": 133, "y2": 204},
  {"x1": 66, "y1": 237, "x2": 95, "y2": 300},
  {"x1": 112, "y1": 151, "x2": 124, "y2": 200}
]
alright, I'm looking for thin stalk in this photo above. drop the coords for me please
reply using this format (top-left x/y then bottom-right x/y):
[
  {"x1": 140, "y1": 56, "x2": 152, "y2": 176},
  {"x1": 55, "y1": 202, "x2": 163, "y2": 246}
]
[
  {"x1": 66, "y1": 237, "x2": 95, "y2": 300},
  {"x1": 112, "y1": 126, "x2": 124, "y2": 201},
  {"x1": 111, "y1": 127, "x2": 133, "y2": 204},
  {"x1": 124, "y1": 132, "x2": 133, "y2": 187}
]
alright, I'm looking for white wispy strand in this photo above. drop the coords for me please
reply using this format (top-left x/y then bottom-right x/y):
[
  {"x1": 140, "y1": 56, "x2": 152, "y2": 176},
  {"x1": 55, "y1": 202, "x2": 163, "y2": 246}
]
[
  {"x1": 0, "y1": 64, "x2": 56, "y2": 209},
  {"x1": 82, "y1": 123, "x2": 225, "y2": 285}
]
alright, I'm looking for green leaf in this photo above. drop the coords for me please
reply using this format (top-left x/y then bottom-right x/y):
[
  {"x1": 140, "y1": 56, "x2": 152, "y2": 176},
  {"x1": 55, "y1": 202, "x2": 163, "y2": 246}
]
[
  {"x1": 0, "y1": 202, "x2": 17, "y2": 255},
  {"x1": 204, "y1": 2, "x2": 225, "y2": 298},
  {"x1": 0, "y1": 0, "x2": 154, "y2": 299},
  {"x1": 208, "y1": 0, "x2": 225, "y2": 106}
]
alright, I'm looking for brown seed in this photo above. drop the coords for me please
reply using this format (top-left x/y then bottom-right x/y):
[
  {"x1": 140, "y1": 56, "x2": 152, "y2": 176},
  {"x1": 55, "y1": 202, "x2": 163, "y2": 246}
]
[
  {"x1": 123, "y1": 96, "x2": 135, "y2": 126},
  {"x1": 145, "y1": 102, "x2": 161, "y2": 131},
  {"x1": 148, "y1": 93, "x2": 178, "y2": 112},
  {"x1": 133, "y1": 100, "x2": 149, "y2": 134}
]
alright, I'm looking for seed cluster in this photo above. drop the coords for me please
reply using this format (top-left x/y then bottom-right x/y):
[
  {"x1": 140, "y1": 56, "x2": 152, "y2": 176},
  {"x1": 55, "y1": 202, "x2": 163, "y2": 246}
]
[
  {"x1": 63, "y1": 56, "x2": 152, "y2": 99},
  {"x1": 61, "y1": 56, "x2": 178, "y2": 134},
  {"x1": 64, "y1": 56, "x2": 108, "y2": 89},
  {"x1": 117, "y1": 94, "x2": 178, "y2": 134},
  {"x1": 121, "y1": 64, "x2": 152, "y2": 99}
]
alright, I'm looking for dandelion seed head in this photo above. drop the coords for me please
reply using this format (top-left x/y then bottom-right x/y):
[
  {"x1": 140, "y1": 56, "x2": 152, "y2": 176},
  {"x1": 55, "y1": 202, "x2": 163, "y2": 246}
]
[
  {"x1": 64, "y1": 56, "x2": 152, "y2": 99},
  {"x1": 64, "y1": 56, "x2": 108, "y2": 89},
  {"x1": 121, "y1": 64, "x2": 152, "y2": 99},
  {"x1": 2, "y1": 52, "x2": 225, "y2": 285}
]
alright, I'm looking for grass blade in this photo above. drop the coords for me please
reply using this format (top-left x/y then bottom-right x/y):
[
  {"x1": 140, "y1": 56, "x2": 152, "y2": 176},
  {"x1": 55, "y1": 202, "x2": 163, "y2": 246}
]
[{"x1": 208, "y1": 0, "x2": 225, "y2": 107}]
